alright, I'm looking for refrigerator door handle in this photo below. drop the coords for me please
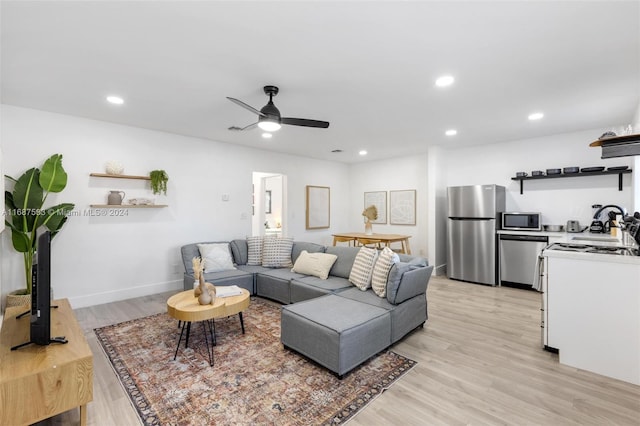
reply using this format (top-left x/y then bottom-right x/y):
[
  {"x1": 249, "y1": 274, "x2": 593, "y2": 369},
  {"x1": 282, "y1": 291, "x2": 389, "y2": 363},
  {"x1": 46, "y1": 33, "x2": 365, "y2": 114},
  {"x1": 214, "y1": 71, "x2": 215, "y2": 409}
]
[{"x1": 449, "y1": 217, "x2": 494, "y2": 221}]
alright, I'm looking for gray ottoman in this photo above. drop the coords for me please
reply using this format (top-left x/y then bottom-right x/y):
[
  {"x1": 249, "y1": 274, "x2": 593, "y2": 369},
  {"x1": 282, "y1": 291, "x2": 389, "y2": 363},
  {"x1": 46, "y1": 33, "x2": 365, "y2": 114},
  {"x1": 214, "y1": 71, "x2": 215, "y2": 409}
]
[{"x1": 281, "y1": 294, "x2": 391, "y2": 378}]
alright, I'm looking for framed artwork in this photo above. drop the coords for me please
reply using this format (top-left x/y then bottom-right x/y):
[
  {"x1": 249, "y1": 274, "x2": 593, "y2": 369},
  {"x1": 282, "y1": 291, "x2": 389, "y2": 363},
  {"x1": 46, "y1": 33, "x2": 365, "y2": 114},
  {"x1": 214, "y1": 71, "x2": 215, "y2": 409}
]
[
  {"x1": 265, "y1": 190, "x2": 272, "y2": 214},
  {"x1": 306, "y1": 185, "x2": 330, "y2": 229},
  {"x1": 390, "y1": 190, "x2": 416, "y2": 225},
  {"x1": 364, "y1": 191, "x2": 387, "y2": 224}
]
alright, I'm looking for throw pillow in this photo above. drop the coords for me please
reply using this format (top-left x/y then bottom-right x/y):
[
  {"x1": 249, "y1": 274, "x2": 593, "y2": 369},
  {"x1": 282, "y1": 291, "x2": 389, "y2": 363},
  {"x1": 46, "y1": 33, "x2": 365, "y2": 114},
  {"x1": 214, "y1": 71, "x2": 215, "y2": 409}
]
[
  {"x1": 246, "y1": 236, "x2": 264, "y2": 266},
  {"x1": 197, "y1": 243, "x2": 236, "y2": 273},
  {"x1": 291, "y1": 250, "x2": 338, "y2": 280},
  {"x1": 262, "y1": 236, "x2": 294, "y2": 268},
  {"x1": 371, "y1": 247, "x2": 399, "y2": 297},
  {"x1": 348, "y1": 247, "x2": 379, "y2": 290}
]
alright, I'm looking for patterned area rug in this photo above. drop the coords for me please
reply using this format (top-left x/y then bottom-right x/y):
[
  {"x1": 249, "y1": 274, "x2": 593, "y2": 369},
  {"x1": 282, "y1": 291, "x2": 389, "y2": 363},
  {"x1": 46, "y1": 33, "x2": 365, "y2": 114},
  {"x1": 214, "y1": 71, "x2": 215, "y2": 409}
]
[{"x1": 95, "y1": 297, "x2": 416, "y2": 425}]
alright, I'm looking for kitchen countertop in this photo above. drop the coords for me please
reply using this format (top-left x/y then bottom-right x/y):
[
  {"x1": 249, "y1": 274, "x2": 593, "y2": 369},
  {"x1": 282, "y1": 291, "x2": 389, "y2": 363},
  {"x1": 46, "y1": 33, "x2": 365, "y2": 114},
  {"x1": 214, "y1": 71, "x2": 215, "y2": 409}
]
[
  {"x1": 497, "y1": 229, "x2": 570, "y2": 238},
  {"x1": 499, "y1": 229, "x2": 640, "y2": 264}
]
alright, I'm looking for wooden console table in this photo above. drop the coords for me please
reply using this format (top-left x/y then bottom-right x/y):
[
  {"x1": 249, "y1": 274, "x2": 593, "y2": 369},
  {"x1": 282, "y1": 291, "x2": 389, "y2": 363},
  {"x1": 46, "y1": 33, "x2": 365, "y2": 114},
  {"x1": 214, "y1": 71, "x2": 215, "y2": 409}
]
[{"x1": 0, "y1": 299, "x2": 93, "y2": 425}]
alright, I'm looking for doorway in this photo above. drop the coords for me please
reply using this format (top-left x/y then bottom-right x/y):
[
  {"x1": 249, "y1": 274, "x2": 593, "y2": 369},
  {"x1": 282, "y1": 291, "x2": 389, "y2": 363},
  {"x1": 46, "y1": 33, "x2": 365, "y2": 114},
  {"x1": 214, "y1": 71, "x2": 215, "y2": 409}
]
[{"x1": 252, "y1": 172, "x2": 286, "y2": 237}]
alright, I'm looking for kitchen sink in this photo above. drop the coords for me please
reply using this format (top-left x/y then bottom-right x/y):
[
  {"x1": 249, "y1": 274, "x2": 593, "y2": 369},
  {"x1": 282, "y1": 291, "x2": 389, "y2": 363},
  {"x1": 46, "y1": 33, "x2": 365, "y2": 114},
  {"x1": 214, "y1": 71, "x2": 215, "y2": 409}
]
[{"x1": 571, "y1": 236, "x2": 620, "y2": 242}]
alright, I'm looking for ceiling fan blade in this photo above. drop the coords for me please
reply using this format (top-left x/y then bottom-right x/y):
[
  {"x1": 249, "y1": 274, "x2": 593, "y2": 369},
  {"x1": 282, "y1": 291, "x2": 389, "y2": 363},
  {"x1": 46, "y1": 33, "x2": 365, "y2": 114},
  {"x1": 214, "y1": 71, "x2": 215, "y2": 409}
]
[
  {"x1": 228, "y1": 122, "x2": 258, "y2": 131},
  {"x1": 226, "y1": 97, "x2": 265, "y2": 117},
  {"x1": 281, "y1": 117, "x2": 330, "y2": 128}
]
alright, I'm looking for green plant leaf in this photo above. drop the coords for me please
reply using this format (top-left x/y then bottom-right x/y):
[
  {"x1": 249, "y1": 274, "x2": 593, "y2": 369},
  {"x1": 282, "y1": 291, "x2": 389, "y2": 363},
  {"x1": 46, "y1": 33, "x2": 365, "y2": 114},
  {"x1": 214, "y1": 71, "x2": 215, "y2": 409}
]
[
  {"x1": 9, "y1": 226, "x2": 30, "y2": 252},
  {"x1": 43, "y1": 203, "x2": 75, "y2": 232},
  {"x1": 12, "y1": 168, "x2": 43, "y2": 231},
  {"x1": 40, "y1": 154, "x2": 68, "y2": 193}
]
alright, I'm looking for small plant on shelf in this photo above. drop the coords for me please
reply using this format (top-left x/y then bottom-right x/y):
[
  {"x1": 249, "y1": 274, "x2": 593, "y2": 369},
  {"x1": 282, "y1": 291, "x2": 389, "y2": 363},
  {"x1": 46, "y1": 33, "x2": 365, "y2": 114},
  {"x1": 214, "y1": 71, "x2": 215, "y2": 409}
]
[{"x1": 149, "y1": 170, "x2": 169, "y2": 195}]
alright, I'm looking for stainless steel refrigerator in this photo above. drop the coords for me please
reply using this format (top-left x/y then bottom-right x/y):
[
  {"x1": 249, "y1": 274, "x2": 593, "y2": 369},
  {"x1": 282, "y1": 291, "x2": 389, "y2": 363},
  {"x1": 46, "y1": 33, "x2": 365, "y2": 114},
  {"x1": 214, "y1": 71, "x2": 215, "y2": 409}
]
[{"x1": 447, "y1": 184, "x2": 505, "y2": 286}]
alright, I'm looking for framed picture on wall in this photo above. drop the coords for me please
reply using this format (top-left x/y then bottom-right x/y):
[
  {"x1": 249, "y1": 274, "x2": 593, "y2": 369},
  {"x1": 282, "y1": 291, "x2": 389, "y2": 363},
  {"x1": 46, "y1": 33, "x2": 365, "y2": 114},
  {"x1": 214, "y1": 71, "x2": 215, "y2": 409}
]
[
  {"x1": 364, "y1": 191, "x2": 387, "y2": 224},
  {"x1": 390, "y1": 189, "x2": 416, "y2": 225},
  {"x1": 306, "y1": 185, "x2": 330, "y2": 229}
]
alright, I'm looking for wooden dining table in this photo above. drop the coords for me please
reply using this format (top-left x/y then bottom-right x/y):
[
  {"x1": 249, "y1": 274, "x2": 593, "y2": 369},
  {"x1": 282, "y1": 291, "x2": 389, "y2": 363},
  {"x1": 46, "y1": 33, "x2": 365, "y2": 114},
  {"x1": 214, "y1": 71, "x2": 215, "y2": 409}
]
[{"x1": 331, "y1": 232, "x2": 412, "y2": 254}]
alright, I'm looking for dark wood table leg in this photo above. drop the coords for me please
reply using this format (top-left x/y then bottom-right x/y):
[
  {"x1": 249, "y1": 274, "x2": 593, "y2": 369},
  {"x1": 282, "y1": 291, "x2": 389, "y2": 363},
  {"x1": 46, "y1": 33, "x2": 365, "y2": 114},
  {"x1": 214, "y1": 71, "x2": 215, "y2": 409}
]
[
  {"x1": 239, "y1": 312, "x2": 245, "y2": 334},
  {"x1": 185, "y1": 321, "x2": 191, "y2": 348},
  {"x1": 201, "y1": 321, "x2": 214, "y2": 366},
  {"x1": 174, "y1": 321, "x2": 188, "y2": 360}
]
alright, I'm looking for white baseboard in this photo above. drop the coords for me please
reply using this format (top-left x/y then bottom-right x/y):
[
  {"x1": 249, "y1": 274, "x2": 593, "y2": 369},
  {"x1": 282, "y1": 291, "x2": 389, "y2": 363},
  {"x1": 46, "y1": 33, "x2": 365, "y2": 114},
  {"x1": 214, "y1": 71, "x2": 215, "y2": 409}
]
[
  {"x1": 67, "y1": 280, "x2": 183, "y2": 309},
  {"x1": 434, "y1": 264, "x2": 447, "y2": 276}
]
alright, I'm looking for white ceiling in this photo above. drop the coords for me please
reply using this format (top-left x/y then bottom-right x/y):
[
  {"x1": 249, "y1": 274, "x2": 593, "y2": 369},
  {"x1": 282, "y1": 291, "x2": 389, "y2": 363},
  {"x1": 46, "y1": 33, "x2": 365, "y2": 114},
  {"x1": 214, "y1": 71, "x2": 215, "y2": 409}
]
[{"x1": 2, "y1": 1, "x2": 639, "y2": 163}]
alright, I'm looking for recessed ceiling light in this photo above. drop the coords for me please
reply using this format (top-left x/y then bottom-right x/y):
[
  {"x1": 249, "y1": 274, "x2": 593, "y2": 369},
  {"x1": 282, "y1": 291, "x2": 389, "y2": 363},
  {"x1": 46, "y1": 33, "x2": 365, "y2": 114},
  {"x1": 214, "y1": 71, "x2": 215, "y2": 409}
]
[
  {"x1": 261, "y1": 132, "x2": 273, "y2": 139},
  {"x1": 435, "y1": 75, "x2": 455, "y2": 87},
  {"x1": 528, "y1": 112, "x2": 544, "y2": 121},
  {"x1": 445, "y1": 129, "x2": 457, "y2": 136},
  {"x1": 106, "y1": 95, "x2": 124, "y2": 105},
  {"x1": 359, "y1": 150, "x2": 368, "y2": 156}
]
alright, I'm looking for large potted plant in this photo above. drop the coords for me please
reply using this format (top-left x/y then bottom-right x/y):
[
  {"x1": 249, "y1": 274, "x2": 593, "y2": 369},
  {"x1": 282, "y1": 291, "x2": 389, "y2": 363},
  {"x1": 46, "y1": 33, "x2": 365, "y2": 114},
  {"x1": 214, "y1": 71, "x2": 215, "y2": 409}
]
[{"x1": 4, "y1": 154, "x2": 75, "y2": 305}]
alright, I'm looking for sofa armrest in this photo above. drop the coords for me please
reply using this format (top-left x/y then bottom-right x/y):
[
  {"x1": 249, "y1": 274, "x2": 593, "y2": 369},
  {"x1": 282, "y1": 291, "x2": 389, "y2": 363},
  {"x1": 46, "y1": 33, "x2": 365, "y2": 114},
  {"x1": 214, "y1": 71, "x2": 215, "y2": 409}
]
[{"x1": 387, "y1": 264, "x2": 434, "y2": 305}]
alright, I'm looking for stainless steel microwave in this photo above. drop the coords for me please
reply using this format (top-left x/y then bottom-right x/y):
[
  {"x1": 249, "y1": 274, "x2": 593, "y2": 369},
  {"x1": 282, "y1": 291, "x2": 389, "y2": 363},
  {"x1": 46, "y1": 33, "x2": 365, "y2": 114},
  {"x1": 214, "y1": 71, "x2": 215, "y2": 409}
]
[{"x1": 501, "y1": 212, "x2": 542, "y2": 231}]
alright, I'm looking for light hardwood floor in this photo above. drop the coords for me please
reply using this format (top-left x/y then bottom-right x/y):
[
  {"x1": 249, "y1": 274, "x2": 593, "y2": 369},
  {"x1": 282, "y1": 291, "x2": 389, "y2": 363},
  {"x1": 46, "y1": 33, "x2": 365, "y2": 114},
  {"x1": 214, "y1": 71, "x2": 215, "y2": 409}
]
[{"x1": 37, "y1": 276, "x2": 640, "y2": 425}]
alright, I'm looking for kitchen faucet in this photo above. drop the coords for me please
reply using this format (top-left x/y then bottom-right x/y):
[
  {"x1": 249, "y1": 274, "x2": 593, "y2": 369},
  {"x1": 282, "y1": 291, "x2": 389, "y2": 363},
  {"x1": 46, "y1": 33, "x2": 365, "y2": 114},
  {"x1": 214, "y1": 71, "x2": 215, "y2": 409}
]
[{"x1": 593, "y1": 204, "x2": 625, "y2": 219}]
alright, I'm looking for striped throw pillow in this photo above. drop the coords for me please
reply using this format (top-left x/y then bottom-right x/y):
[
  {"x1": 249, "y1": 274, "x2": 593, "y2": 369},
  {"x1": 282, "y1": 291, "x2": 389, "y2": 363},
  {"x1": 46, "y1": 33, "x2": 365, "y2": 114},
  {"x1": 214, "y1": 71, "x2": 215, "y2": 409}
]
[
  {"x1": 349, "y1": 247, "x2": 379, "y2": 290},
  {"x1": 247, "y1": 236, "x2": 264, "y2": 265},
  {"x1": 262, "y1": 237, "x2": 294, "y2": 268},
  {"x1": 371, "y1": 247, "x2": 399, "y2": 297}
]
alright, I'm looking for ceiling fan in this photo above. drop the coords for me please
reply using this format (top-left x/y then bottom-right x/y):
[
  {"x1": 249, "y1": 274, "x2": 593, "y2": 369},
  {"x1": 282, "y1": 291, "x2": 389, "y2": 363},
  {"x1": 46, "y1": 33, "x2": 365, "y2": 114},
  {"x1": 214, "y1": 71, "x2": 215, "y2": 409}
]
[{"x1": 227, "y1": 85, "x2": 330, "y2": 132}]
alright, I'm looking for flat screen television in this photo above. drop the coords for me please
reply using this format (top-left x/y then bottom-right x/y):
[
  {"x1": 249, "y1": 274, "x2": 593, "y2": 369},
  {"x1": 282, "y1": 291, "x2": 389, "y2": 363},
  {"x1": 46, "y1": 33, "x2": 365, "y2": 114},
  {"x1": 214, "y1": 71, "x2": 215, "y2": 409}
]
[
  {"x1": 12, "y1": 230, "x2": 66, "y2": 350},
  {"x1": 31, "y1": 230, "x2": 52, "y2": 345}
]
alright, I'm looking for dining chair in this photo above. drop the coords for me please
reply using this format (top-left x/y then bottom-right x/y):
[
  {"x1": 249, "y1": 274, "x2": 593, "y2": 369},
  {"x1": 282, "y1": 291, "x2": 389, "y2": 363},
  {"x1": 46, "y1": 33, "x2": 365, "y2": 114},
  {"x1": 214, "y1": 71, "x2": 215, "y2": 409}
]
[
  {"x1": 356, "y1": 238, "x2": 382, "y2": 249},
  {"x1": 333, "y1": 236, "x2": 357, "y2": 246}
]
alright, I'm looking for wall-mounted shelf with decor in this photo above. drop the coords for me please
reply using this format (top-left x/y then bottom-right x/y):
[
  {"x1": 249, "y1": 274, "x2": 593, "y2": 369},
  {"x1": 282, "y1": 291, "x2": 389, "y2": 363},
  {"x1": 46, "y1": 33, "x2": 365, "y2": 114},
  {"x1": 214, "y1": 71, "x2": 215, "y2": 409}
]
[
  {"x1": 511, "y1": 169, "x2": 632, "y2": 194},
  {"x1": 589, "y1": 133, "x2": 640, "y2": 158},
  {"x1": 89, "y1": 172, "x2": 167, "y2": 207},
  {"x1": 89, "y1": 204, "x2": 167, "y2": 209},
  {"x1": 89, "y1": 172, "x2": 150, "y2": 180}
]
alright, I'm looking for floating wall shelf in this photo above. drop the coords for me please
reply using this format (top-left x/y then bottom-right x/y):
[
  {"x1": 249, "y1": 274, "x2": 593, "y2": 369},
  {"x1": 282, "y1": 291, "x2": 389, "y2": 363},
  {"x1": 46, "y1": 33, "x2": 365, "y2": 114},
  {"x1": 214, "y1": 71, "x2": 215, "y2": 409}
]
[
  {"x1": 90, "y1": 173, "x2": 150, "y2": 180},
  {"x1": 511, "y1": 169, "x2": 632, "y2": 194},
  {"x1": 589, "y1": 133, "x2": 640, "y2": 158},
  {"x1": 89, "y1": 172, "x2": 167, "y2": 207},
  {"x1": 89, "y1": 204, "x2": 167, "y2": 209}
]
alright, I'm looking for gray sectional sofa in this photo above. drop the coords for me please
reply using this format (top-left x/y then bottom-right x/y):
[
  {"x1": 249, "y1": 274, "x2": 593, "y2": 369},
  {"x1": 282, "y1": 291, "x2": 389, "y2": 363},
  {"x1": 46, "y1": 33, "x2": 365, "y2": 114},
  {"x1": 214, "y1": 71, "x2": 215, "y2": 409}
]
[{"x1": 180, "y1": 239, "x2": 433, "y2": 377}]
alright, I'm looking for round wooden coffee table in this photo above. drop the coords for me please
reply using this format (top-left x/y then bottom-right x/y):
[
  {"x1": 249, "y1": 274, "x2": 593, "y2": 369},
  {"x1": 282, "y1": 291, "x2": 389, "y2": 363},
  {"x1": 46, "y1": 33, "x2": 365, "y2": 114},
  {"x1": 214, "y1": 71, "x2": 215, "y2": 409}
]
[{"x1": 167, "y1": 288, "x2": 250, "y2": 366}]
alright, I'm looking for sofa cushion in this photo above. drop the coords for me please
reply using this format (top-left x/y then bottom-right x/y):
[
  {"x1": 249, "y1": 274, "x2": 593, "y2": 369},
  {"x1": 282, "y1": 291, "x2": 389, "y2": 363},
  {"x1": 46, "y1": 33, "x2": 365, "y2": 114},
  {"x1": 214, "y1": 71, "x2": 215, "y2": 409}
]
[
  {"x1": 324, "y1": 246, "x2": 360, "y2": 278},
  {"x1": 348, "y1": 247, "x2": 378, "y2": 291},
  {"x1": 246, "y1": 236, "x2": 264, "y2": 265},
  {"x1": 387, "y1": 258, "x2": 430, "y2": 305},
  {"x1": 291, "y1": 241, "x2": 325, "y2": 264},
  {"x1": 262, "y1": 237, "x2": 294, "y2": 268},
  {"x1": 291, "y1": 250, "x2": 338, "y2": 279},
  {"x1": 371, "y1": 247, "x2": 399, "y2": 298},
  {"x1": 197, "y1": 243, "x2": 236, "y2": 272},
  {"x1": 291, "y1": 275, "x2": 352, "y2": 293},
  {"x1": 230, "y1": 239, "x2": 248, "y2": 265},
  {"x1": 336, "y1": 287, "x2": 394, "y2": 310}
]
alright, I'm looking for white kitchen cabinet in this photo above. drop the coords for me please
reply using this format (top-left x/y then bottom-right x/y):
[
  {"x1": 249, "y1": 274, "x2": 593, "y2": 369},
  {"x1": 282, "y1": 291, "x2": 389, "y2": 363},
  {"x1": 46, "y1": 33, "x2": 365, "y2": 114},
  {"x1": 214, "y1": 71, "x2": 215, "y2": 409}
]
[{"x1": 545, "y1": 253, "x2": 640, "y2": 385}]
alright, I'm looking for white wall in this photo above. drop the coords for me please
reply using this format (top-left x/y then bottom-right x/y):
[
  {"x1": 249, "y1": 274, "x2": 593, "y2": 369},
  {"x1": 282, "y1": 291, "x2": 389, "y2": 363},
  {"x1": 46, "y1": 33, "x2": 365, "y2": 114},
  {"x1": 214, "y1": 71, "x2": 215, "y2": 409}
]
[
  {"x1": 1, "y1": 105, "x2": 349, "y2": 308},
  {"x1": 427, "y1": 146, "x2": 447, "y2": 274},
  {"x1": 444, "y1": 128, "x2": 634, "y2": 226},
  {"x1": 348, "y1": 155, "x2": 428, "y2": 257}
]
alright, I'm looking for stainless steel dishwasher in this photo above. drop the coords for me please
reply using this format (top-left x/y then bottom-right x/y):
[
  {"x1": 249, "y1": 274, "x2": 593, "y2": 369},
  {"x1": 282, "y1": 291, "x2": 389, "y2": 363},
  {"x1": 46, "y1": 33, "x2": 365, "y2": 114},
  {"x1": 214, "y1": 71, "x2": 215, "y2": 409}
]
[{"x1": 499, "y1": 233, "x2": 549, "y2": 287}]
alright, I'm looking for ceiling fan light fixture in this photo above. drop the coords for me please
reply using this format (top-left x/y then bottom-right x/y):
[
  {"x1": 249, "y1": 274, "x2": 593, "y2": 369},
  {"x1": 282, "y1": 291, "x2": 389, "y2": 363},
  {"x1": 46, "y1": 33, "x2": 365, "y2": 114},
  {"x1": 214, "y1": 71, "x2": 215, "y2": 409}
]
[{"x1": 258, "y1": 120, "x2": 281, "y2": 132}]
